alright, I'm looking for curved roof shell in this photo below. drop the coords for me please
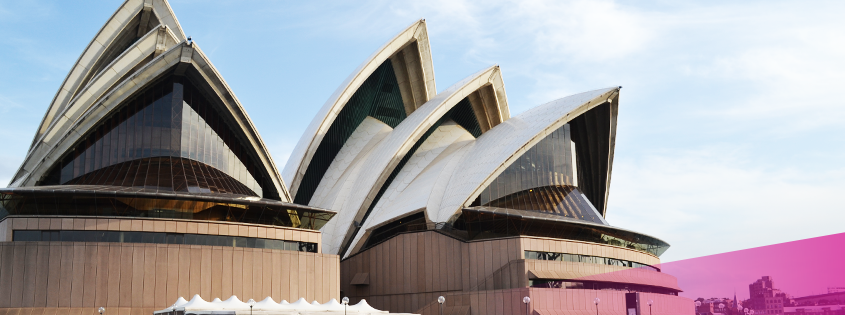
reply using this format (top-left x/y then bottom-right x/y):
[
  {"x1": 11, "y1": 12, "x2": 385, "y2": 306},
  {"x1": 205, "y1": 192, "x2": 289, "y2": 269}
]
[
  {"x1": 342, "y1": 87, "x2": 621, "y2": 257},
  {"x1": 434, "y1": 87, "x2": 620, "y2": 223},
  {"x1": 329, "y1": 66, "x2": 510, "y2": 256},
  {"x1": 283, "y1": 20, "x2": 437, "y2": 202}
]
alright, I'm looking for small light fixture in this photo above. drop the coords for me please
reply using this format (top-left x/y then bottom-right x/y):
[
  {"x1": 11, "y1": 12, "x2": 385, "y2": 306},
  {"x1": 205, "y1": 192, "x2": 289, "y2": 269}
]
[{"x1": 438, "y1": 296, "x2": 446, "y2": 315}]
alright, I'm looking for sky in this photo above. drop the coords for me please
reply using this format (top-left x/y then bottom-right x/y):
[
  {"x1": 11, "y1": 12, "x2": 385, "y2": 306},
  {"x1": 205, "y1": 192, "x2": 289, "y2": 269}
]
[{"x1": 0, "y1": 0, "x2": 843, "y2": 264}]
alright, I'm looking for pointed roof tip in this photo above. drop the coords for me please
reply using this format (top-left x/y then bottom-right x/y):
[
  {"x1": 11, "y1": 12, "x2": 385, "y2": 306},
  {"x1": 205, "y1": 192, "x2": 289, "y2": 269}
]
[{"x1": 224, "y1": 295, "x2": 242, "y2": 302}]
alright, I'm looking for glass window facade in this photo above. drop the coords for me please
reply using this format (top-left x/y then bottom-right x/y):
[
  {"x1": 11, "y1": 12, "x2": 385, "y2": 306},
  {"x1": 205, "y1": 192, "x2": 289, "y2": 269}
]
[
  {"x1": 43, "y1": 76, "x2": 265, "y2": 197},
  {"x1": 477, "y1": 124, "x2": 577, "y2": 206},
  {"x1": 456, "y1": 207, "x2": 669, "y2": 256},
  {"x1": 528, "y1": 279, "x2": 678, "y2": 295},
  {"x1": 295, "y1": 61, "x2": 407, "y2": 205},
  {"x1": 524, "y1": 250, "x2": 659, "y2": 272},
  {"x1": 13, "y1": 230, "x2": 318, "y2": 253}
]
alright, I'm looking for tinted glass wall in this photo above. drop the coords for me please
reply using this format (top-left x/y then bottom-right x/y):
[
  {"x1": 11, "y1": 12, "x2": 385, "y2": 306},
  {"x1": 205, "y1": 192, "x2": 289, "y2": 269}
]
[
  {"x1": 476, "y1": 124, "x2": 577, "y2": 206},
  {"x1": 44, "y1": 77, "x2": 264, "y2": 197},
  {"x1": 14, "y1": 230, "x2": 319, "y2": 253},
  {"x1": 524, "y1": 250, "x2": 659, "y2": 272},
  {"x1": 481, "y1": 185, "x2": 604, "y2": 224},
  {"x1": 0, "y1": 191, "x2": 333, "y2": 230},
  {"x1": 65, "y1": 157, "x2": 256, "y2": 196}
]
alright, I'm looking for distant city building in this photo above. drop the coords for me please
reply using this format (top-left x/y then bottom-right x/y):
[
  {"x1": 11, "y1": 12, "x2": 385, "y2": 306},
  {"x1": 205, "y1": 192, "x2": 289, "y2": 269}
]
[
  {"x1": 749, "y1": 276, "x2": 787, "y2": 315},
  {"x1": 794, "y1": 292, "x2": 845, "y2": 307},
  {"x1": 695, "y1": 297, "x2": 741, "y2": 315},
  {"x1": 831, "y1": 288, "x2": 845, "y2": 294},
  {"x1": 784, "y1": 305, "x2": 845, "y2": 315}
]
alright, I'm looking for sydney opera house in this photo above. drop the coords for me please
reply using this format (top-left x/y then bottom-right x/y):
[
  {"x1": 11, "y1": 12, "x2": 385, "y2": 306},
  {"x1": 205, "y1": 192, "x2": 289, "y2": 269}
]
[{"x1": 0, "y1": 0, "x2": 694, "y2": 314}]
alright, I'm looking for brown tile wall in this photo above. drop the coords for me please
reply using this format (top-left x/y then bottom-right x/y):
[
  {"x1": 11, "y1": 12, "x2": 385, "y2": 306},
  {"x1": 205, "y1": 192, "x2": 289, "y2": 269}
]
[
  {"x1": 0, "y1": 216, "x2": 339, "y2": 313},
  {"x1": 412, "y1": 288, "x2": 694, "y2": 315},
  {"x1": 340, "y1": 231, "x2": 673, "y2": 314},
  {"x1": 0, "y1": 242, "x2": 339, "y2": 310}
]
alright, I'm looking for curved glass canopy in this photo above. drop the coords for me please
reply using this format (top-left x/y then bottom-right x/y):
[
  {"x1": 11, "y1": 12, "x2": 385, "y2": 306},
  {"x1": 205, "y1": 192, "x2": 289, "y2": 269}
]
[
  {"x1": 0, "y1": 185, "x2": 334, "y2": 230},
  {"x1": 480, "y1": 185, "x2": 605, "y2": 225}
]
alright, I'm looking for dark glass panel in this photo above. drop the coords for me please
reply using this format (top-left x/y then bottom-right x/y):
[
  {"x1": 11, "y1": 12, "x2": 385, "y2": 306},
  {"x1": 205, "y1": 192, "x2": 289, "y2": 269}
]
[
  {"x1": 362, "y1": 212, "x2": 426, "y2": 249},
  {"x1": 234, "y1": 237, "x2": 246, "y2": 248},
  {"x1": 11, "y1": 229, "x2": 319, "y2": 253},
  {"x1": 184, "y1": 234, "x2": 197, "y2": 245},
  {"x1": 449, "y1": 98, "x2": 483, "y2": 138},
  {"x1": 569, "y1": 103, "x2": 612, "y2": 215},
  {"x1": 13, "y1": 230, "x2": 41, "y2": 241}
]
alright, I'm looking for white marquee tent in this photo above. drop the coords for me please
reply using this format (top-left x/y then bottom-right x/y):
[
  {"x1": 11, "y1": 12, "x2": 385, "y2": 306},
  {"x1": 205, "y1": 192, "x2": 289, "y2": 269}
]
[{"x1": 154, "y1": 295, "x2": 418, "y2": 315}]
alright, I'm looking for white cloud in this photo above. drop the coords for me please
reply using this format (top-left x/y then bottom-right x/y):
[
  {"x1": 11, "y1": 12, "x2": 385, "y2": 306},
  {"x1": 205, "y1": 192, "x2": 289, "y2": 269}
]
[{"x1": 607, "y1": 146, "x2": 845, "y2": 262}]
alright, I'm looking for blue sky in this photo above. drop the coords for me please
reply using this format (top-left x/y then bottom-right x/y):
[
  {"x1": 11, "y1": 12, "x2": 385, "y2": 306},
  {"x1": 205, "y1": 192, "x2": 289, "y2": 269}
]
[{"x1": 0, "y1": 0, "x2": 843, "y2": 262}]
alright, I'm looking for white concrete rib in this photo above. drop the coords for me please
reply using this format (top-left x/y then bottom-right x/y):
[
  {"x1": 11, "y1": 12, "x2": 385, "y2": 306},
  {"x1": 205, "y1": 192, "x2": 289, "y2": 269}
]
[{"x1": 27, "y1": 0, "x2": 186, "y2": 156}]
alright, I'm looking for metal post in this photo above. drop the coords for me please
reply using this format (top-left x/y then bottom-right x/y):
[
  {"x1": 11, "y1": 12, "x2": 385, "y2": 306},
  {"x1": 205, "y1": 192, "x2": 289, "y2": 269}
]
[
  {"x1": 593, "y1": 298, "x2": 600, "y2": 315},
  {"x1": 523, "y1": 296, "x2": 530, "y2": 315},
  {"x1": 438, "y1": 296, "x2": 446, "y2": 315}
]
